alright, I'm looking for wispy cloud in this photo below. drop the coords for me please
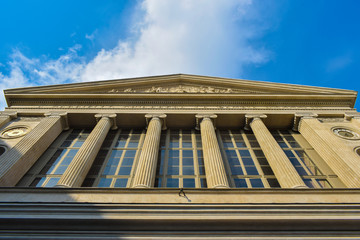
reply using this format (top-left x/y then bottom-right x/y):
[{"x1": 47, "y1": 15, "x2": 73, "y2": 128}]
[
  {"x1": 0, "y1": 0, "x2": 272, "y2": 109},
  {"x1": 326, "y1": 53, "x2": 352, "y2": 73}
]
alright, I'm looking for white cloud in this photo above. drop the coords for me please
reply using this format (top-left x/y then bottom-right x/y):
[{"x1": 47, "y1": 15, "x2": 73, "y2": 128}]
[
  {"x1": 81, "y1": 0, "x2": 269, "y2": 81},
  {"x1": 0, "y1": 0, "x2": 271, "y2": 109},
  {"x1": 326, "y1": 54, "x2": 352, "y2": 73}
]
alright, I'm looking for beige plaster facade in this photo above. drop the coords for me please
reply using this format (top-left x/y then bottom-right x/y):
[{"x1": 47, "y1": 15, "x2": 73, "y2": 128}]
[{"x1": 0, "y1": 74, "x2": 360, "y2": 238}]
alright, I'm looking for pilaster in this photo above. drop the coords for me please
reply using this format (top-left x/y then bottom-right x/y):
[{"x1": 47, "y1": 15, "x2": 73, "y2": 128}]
[
  {"x1": 196, "y1": 114, "x2": 229, "y2": 188},
  {"x1": 298, "y1": 114, "x2": 360, "y2": 188},
  {"x1": 0, "y1": 112, "x2": 67, "y2": 186},
  {"x1": 246, "y1": 114, "x2": 307, "y2": 188},
  {"x1": 132, "y1": 114, "x2": 166, "y2": 188},
  {"x1": 56, "y1": 114, "x2": 116, "y2": 187}
]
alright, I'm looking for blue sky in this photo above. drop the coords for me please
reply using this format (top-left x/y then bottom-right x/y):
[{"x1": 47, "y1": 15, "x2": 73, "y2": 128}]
[{"x1": 0, "y1": 0, "x2": 359, "y2": 109}]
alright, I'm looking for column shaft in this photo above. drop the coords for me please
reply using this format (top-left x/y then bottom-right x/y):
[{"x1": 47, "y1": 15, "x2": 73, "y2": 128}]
[
  {"x1": 200, "y1": 118, "x2": 229, "y2": 188},
  {"x1": 299, "y1": 117, "x2": 360, "y2": 187},
  {"x1": 0, "y1": 115, "x2": 63, "y2": 186},
  {"x1": 250, "y1": 118, "x2": 307, "y2": 188},
  {"x1": 132, "y1": 117, "x2": 162, "y2": 188},
  {"x1": 57, "y1": 116, "x2": 112, "y2": 187}
]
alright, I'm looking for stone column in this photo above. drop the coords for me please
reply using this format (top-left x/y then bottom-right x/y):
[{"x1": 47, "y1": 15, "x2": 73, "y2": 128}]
[
  {"x1": 0, "y1": 112, "x2": 17, "y2": 129},
  {"x1": 245, "y1": 114, "x2": 307, "y2": 188},
  {"x1": 297, "y1": 113, "x2": 360, "y2": 188},
  {"x1": 0, "y1": 112, "x2": 68, "y2": 187},
  {"x1": 57, "y1": 114, "x2": 117, "y2": 188},
  {"x1": 196, "y1": 114, "x2": 229, "y2": 188},
  {"x1": 132, "y1": 114, "x2": 166, "y2": 188}
]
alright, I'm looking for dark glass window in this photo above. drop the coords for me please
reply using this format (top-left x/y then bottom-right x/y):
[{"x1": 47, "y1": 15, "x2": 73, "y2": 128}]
[
  {"x1": 219, "y1": 130, "x2": 279, "y2": 188},
  {"x1": 155, "y1": 129, "x2": 206, "y2": 188}
]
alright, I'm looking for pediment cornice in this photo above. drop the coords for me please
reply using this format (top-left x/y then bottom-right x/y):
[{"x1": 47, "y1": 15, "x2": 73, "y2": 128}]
[{"x1": 4, "y1": 74, "x2": 357, "y2": 108}]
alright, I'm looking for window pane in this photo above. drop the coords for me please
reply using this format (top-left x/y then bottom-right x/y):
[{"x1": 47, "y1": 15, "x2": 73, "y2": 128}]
[
  {"x1": 166, "y1": 178, "x2": 179, "y2": 188},
  {"x1": 183, "y1": 158, "x2": 193, "y2": 166},
  {"x1": 183, "y1": 150, "x2": 193, "y2": 157},
  {"x1": 250, "y1": 179, "x2": 264, "y2": 188},
  {"x1": 231, "y1": 166, "x2": 243, "y2": 175},
  {"x1": 98, "y1": 178, "x2": 112, "y2": 187},
  {"x1": 45, "y1": 178, "x2": 59, "y2": 187},
  {"x1": 245, "y1": 166, "x2": 259, "y2": 175},
  {"x1": 114, "y1": 179, "x2": 128, "y2": 188},
  {"x1": 183, "y1": 166, "x2": 194, "y2": 175},
  {"x1": 234, "y1": 179, "x2": 247, "y2": 188},
  {"x1": 118, "y1": 166, "x2": 132, "y2": 175},
  {"x1": 183, "y1": 179, "x2": 195, "y2": 188}
]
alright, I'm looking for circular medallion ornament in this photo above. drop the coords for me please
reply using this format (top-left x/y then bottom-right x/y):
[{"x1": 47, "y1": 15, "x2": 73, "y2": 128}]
[
  {"x1": 0, "y1": 126, "x2": 30, "y2": 139},
  {"x1": 332, "y1": 127, "x2": 360, "y2": 140}
]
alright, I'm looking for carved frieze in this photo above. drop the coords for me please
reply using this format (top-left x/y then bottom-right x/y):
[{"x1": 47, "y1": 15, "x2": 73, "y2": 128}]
[{"x1": 109, "y1": 85, "x2": 243, "y2": 94}]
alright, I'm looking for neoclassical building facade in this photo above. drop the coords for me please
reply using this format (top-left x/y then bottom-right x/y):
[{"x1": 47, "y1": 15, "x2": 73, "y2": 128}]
[{"x1": 1, "y1": 74, "x2": 360, "y2": 238}]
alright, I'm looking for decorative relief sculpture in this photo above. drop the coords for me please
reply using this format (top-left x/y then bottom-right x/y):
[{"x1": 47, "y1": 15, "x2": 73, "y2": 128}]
[
  {"x1": 0, "y1": 126, "x2": 30, "y2": 139},
  {"x1": 108, "y1": 85, "x2": 235, "y2": 93}
]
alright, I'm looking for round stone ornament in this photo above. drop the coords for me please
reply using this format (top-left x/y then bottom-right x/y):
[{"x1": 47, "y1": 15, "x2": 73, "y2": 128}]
[
  {"x1": 332, "y1": 127, "x2": 360, "y2": 140},
  {"x1": 0, "y1": 126, "x2": 30, "y2": 139}
]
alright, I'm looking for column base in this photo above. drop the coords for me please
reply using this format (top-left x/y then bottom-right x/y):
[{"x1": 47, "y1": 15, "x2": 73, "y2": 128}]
[
  {"x1": 55, "y1": 184, "x2": 71, "y2": 188},
  {"x1": 133, "y1": 184, "x2": 151, "y2": 188},
  {"x1": 212, "y1": 184, "x2": 230, "y2": 189},
  {"x1": 292, "y1": 185, "x2": 309, "y2": 189}
]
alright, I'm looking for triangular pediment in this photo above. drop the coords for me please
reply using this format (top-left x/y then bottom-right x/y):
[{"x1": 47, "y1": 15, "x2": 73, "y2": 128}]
[
  {"x1": 4, "y1": 74, "x2": 356, "y2": 95},
  {"x1": 4, "y1": 74, "x2": 357, "y2": 108}
]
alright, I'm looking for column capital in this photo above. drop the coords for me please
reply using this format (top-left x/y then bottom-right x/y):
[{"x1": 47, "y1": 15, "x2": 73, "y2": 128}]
[
  {"x1": 95, "y1": 113, "x2": 117, "y2": 130},
  {"x1": 44, "y1": 111, "x2": 69, "y2": 130},
  {"x1": 195, "y1": 114, "x2": 217, "y2": 130},
  {"x1": 344, "y1": 112, "x2": 360, "y2": 121},
  {"x1": 244, "y1": 114, "x2": 267, "y2": 131},
  {"x1": 145, "y1": 113, "x2": 167, "y2": 130},
  {"x1": 0, "y1": 111, "x2": 17, "y2": 119},
  {"x1": 292, "y1": 112, "x2": 318, "y2": 132}
]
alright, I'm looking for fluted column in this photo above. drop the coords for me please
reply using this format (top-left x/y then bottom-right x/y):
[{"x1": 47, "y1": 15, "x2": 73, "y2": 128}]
[
  {"x1": 57, "y1": 113, "x2": 117, "y2": 188},
  {"x1": 0, "y1": 112, "x2": 68, "y2": 187},
  {"x1": 132, "y1": 114, "x2": 166, "y2": 188},
  {"x1": 196, "y1": 114, "x2": 229, "y2": 188},
  {"x1": 246, "y1": 114, "x2": 307, "y2": 188},
  {"x1": 0, "y1": 112, "x2": 17, "y2": 129},
  {"x1": 298, "y1": 113, "x2": 360, "y2": 187}
]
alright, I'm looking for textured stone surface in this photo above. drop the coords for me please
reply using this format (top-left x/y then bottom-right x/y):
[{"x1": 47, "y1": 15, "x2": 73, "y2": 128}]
[
  {"x1": 132, "y1": 116, "x2": 163, "y2": 188},
  {"x1": 299, "y1": 117, "x2": 360, "y2": 188},
  {"x1": 57, "y1": 115, "x2": 113, "y2": 187},
  {"x1": 0, "y1": 114, "x2": 63, "y2": 186},
  {"x1": 200, "y1": 117, "x2": 229, "y2": 188},
  {"x1": 250, "y1": 117, "x2": 306, "y2": 188}
]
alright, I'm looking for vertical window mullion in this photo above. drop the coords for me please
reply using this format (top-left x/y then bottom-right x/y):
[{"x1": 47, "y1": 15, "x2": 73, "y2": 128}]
[{"x1": 192, "y1": 129, "x2": 201, "y2": 188}]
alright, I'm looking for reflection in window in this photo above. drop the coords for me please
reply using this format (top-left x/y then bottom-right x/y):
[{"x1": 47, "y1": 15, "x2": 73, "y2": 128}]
[
  {"x1": 82, "y1": 129, "x2": 144, "y2": 187},
  {"x1": 271, "y1": 130, "x2": 332, "y2": 188},
  {"x1": 155, "y1": 129, "x2": 206, "y2": 188},
  {"x1": 18, "y1": 129, "x2": 90, "y2": 187},
  {"x1": 219, "y1": 130, "x2": 280, "y2": 188}
]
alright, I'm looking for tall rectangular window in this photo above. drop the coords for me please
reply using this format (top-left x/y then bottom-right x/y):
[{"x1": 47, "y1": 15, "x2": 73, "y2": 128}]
[
  {"x1": 155, "y1": 129, "x2": 206, "y2": 188},
  {"x1": 271, "y1": 130, "x2": 336, "y2": 188},
  {"x1": 82, "y1": 129, "x2": 144, "y2": 187},
  {"x1": 17, "y1": 129, "x2": 91, "y2": 187},
  {"x1": 218, "y1": 130, "x2": 280, "y2": 188}
]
